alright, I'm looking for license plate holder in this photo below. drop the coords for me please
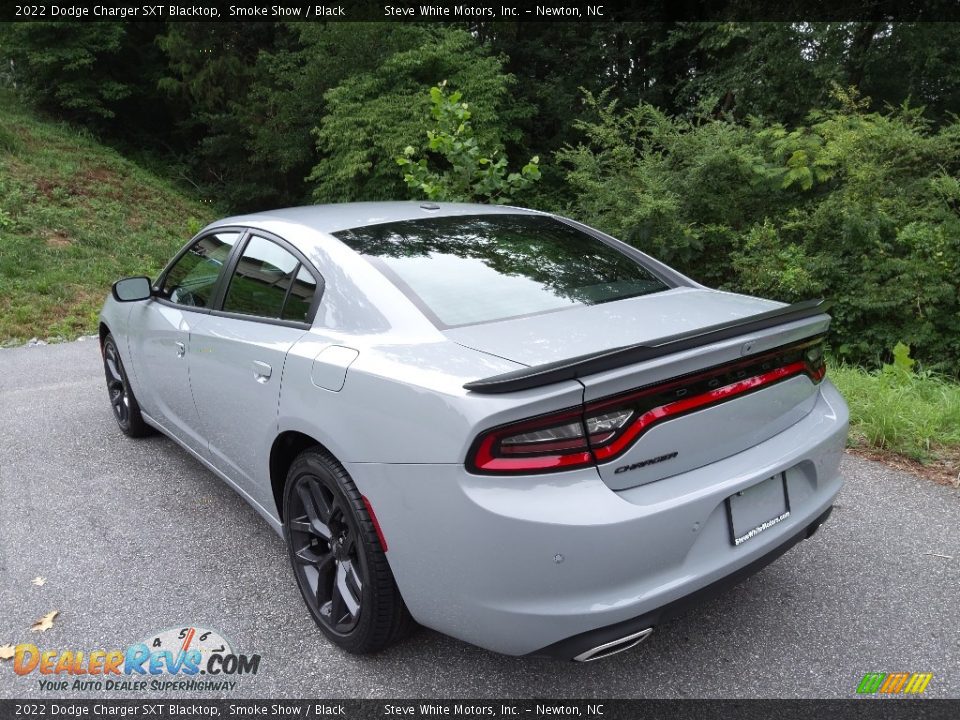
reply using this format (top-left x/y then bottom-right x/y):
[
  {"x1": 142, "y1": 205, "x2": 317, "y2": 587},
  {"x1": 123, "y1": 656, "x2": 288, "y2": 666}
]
[{"x1": 726, "y1": 473, "x2": 790, "y2": 546}]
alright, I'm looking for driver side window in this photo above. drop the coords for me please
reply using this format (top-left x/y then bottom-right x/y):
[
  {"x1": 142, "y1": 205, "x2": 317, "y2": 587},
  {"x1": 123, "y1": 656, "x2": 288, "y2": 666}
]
[{"x1": 160, "y1": 232, "x2": 241, "y2": 308}]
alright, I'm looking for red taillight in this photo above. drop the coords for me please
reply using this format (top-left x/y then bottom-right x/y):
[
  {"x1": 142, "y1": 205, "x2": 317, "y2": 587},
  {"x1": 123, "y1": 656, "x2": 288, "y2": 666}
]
[
  {"x1": 470, "y1": 407, "x2": 594, "y2": 474},
  {"x1": 586, "y1": 360, "x2": 808, "y2": 462},
  {"x1": 468, "y1": 337, "x2": 826, "y2": 475}
]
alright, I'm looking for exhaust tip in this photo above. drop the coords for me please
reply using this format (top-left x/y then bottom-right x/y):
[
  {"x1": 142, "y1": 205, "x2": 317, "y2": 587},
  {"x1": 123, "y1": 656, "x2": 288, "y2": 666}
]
[{"x1": 572, "y1": 627, "x2": 653, "y2": 662}]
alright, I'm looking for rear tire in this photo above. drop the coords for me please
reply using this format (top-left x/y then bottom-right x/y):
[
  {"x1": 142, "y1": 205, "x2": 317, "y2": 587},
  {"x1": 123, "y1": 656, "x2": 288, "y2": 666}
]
[
  {"x1": 102, "y1": 334, "x2": 150, "y2": 438},
  {"x1": 283, "y1": 448, "x2": 414, "y2": 654}
]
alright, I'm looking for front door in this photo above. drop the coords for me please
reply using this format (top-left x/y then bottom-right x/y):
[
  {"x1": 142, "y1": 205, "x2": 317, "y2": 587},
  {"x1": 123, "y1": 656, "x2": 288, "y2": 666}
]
[{"x1": 128, "y1": 230, "x2": 242, "y2": 451}]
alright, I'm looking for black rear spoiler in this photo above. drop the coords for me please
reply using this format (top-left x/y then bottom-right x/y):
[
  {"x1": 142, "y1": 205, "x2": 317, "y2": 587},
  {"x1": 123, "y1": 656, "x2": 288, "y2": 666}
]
[{"x1": 463, "y1": 298, "x2": 832, "y2": 394}]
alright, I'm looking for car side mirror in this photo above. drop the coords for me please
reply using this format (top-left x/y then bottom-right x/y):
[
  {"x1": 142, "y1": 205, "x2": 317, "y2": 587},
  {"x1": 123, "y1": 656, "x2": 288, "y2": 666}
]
[{"x1": 112, "y1": 276, "x2": 153, "y2": 302}]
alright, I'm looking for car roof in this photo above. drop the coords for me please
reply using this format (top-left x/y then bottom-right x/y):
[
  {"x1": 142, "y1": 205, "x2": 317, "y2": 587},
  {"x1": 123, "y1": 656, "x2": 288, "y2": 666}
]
[{"x1": 208, "y1": 201, "x2": 548, "y2": 236}]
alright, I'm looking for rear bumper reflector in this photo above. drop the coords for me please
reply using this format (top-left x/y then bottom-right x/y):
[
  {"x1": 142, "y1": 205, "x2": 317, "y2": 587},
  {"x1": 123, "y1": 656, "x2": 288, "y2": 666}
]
[{"x1": 362, "y1": 495, "x2": 388, "y2": 552}]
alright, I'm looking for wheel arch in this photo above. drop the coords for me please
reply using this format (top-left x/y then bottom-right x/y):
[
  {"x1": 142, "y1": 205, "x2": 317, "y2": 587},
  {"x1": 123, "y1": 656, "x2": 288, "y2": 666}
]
[
  {"x1": 269, "y1": 430, "x2": 340, "y2": 520},
  {"x1": 98, "y1": 321, "x2": 111, "y2": 350}
]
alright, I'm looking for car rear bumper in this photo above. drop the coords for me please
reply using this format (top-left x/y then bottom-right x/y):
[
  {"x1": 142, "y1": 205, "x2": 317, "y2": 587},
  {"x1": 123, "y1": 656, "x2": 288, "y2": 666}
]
[
  {"x1": 347, "y1": 380, "x2": 848, "y2": 657},
  {"x1": 529, "y1": 504, "x2": 834, "y2": 660}
]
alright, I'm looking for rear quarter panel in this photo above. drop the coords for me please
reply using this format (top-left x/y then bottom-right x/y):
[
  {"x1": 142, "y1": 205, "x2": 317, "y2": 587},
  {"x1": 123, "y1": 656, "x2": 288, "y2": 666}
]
[{"x1": 276, "y1": 332, "x2": 586, "y2": 466}]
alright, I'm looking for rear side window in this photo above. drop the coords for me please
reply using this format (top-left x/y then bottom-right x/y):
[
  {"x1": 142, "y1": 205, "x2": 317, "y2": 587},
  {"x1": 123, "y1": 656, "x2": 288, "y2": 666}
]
[
  {"x1": 334, "y1": 214, "x2": 669, "y2": 328},
  {"x1": 222, "y1": 235, "x2": 317, "y2": 322},
  {"x1": 280, "y1": 265, "x2": 319, "y2": 322}
]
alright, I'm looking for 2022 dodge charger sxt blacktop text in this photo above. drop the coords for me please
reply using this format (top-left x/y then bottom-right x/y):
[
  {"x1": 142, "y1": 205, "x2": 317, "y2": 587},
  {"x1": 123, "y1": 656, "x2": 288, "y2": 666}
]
[{"x1": 100, "y1": 203, "x2": 848, "y2": 661}]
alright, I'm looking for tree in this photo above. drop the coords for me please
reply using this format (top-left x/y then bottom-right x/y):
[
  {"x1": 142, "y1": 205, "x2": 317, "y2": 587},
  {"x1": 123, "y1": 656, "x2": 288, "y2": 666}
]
[
  {"x1": 307, "y1": 28, "x2": 530, "y2": 202},
  {"x1": 657, "y1": 23, "x2": 960, "y2": 125},
  {"x1": 557, "y1": 89, "x2": 770, "y2": 286},
  {"x1": 243, "y1": 23, "x2": 440, "y2": 208},
  {"x1": 155, "y1": 22, "x2": 277, "y2": 210},
  {"x1": 396, "y1": 83, "x2": 540, "y2": 203},
  {"x1": 1, "y1": 23, "x2": 133, "y2": 123}
]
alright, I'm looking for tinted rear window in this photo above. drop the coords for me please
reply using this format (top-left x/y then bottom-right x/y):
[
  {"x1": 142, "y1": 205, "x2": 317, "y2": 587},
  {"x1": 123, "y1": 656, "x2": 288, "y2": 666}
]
[{"x1": 334, "y1": 214, "x2": 669, "y2": 328}]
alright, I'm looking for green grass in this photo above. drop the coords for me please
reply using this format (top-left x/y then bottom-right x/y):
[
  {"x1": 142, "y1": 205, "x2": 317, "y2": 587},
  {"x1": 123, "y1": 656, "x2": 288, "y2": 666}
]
[
  {"x1": 829, "y1": 363, "x2": 960, "y2": 469},
  {"x1": 0, "y1": 90, "x2": 215, "y2": 343}
]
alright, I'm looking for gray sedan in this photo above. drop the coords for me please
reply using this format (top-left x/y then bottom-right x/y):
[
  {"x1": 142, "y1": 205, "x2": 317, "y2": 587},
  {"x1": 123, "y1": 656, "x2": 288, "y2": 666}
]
[{"x1": 99, "y1": 202, "x2": 848, "y2": 661}]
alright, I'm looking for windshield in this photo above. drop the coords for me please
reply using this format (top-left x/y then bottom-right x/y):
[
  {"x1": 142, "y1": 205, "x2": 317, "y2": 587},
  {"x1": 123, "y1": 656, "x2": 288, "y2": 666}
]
[{"x1": 334, "y1": 214, "x2": 669, "y2": 328}]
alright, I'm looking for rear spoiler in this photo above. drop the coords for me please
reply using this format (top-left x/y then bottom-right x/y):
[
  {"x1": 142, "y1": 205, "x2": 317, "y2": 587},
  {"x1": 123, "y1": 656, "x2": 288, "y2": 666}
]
[{"x1": 463, "y1": 298, "x2": 832, "y2": 394}]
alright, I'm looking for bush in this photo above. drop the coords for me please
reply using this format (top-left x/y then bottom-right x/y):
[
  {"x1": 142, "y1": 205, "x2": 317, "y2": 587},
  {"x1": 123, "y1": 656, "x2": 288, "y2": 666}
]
[
  {"x1": 308, "y1": 28, "x2": 530, "y2": 203},
  {"x1": 559, "y1": 87, "x2": 960, "y2": 375},
  {"x1": 396, "y1": 83, "x2": 540, "y2": 203}
]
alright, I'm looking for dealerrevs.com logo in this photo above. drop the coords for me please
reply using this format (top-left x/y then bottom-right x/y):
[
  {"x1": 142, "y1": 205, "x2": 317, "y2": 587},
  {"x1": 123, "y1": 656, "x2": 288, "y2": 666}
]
[{"x1": 9, "y1": 627, "x2": 260, "y2": 692}]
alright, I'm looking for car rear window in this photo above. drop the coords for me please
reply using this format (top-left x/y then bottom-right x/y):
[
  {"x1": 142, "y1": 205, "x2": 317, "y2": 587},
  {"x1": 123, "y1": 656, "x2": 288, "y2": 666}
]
[{"x1": 334, "y1": 214, "x2": 669, "y2": 328}]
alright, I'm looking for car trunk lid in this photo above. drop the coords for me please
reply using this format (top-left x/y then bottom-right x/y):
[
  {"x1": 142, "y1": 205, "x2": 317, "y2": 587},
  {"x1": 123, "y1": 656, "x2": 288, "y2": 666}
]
[
  {"x1": 456, "y1": 290, "x2": 831, "y2": 490},
  {"x1": 578, "y1": 328, "x2": 827, "y2": 490},
  {"x1": 444, "y1": 287, "x2": 782, "y2": 368}
]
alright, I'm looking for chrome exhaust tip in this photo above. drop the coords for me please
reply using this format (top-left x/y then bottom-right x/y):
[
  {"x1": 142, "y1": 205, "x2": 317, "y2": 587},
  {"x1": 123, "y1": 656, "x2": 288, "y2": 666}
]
[{"x1": 572, "y1": 627, "x2": 653, "y2": 662}]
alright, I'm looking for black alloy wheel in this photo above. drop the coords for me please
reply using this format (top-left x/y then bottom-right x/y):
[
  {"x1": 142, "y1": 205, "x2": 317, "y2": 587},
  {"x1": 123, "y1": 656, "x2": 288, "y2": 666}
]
[
  {"x1": 282, "y1": 448, "x2": 414, "y2": 653},
  {"x1": 288, "y1": 472, "x2": 365, "y2": 634},
  {"x1": 102, "y1": 334, "x2": 149, "y2": 437}
]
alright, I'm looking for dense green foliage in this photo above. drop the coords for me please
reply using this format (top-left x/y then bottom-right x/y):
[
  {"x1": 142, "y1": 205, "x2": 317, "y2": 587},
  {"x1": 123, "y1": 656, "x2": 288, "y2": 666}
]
[
  {"x1": 308, "y1": 28, "x2": 530, "y2": 202},
  {"x1": 396, "y1": 83, "x2": 540, "y2": 202},
  {"x1": 558, "y1": 87, "x2": 960, "y2": 373},
  {"x1": 655, "y1": 23, "x2": 960, "y2": 125},
  {"x1": 7, "y1": 21, "x2": 960, "y2": 206},
  {"x1": 2, "y1": 20, "x2": 959, "y2": 375},
  {"x1": 2, "y1": 24, "x2": 132, "y2": 121}
]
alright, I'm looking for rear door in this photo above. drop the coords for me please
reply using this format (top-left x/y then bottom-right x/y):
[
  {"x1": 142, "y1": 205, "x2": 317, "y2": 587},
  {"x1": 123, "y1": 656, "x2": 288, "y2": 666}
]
[{"x1": 188, "y1": 231, "x2": 321, "y2": 512}]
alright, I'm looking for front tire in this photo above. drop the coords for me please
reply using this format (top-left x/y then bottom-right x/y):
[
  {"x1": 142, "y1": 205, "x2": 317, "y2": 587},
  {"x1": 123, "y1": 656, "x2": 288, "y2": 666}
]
[
  {"x1": 102, "y1": 334, "x2": 150, "y2": 438},
  {"x1": 283, "y1": 448, "x2": 412, "y2": 654}
]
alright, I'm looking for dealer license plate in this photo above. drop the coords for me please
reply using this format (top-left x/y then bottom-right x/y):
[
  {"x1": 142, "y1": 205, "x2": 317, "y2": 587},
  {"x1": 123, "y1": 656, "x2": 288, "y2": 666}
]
[{"x1": 726, "y1": 473, "x2": 790, "y2": 546}]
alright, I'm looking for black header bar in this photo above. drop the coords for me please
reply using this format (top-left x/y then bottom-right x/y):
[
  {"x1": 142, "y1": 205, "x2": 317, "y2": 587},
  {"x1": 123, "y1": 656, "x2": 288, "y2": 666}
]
[{"x1": 4, "y1": 0, "x2": 960, "y2": 22}]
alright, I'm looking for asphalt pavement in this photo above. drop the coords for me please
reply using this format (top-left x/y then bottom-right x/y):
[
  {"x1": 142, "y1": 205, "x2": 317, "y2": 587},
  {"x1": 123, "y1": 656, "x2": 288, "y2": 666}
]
[{"x1": 1, "y1": 340, "x2": 957, "y2": 699}]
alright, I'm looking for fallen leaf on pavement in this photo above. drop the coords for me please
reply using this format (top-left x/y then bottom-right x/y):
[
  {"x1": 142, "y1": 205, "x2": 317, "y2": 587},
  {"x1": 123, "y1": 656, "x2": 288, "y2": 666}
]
[
  {"x1": 0, "y1": 644, "x2": 15, "y2": 661},
  {"x1": 30, "y1": 611, "x2": 59, "y2": 633},
  {"x1": 32, "y1": 577, "x2": 46, "y2": 587}
]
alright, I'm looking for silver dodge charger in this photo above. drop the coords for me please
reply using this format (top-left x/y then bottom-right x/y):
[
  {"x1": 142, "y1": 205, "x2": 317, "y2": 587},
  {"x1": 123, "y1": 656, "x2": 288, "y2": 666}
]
[{"x1": 99, "y1": 202, "x2": 848, "y2": 661}]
